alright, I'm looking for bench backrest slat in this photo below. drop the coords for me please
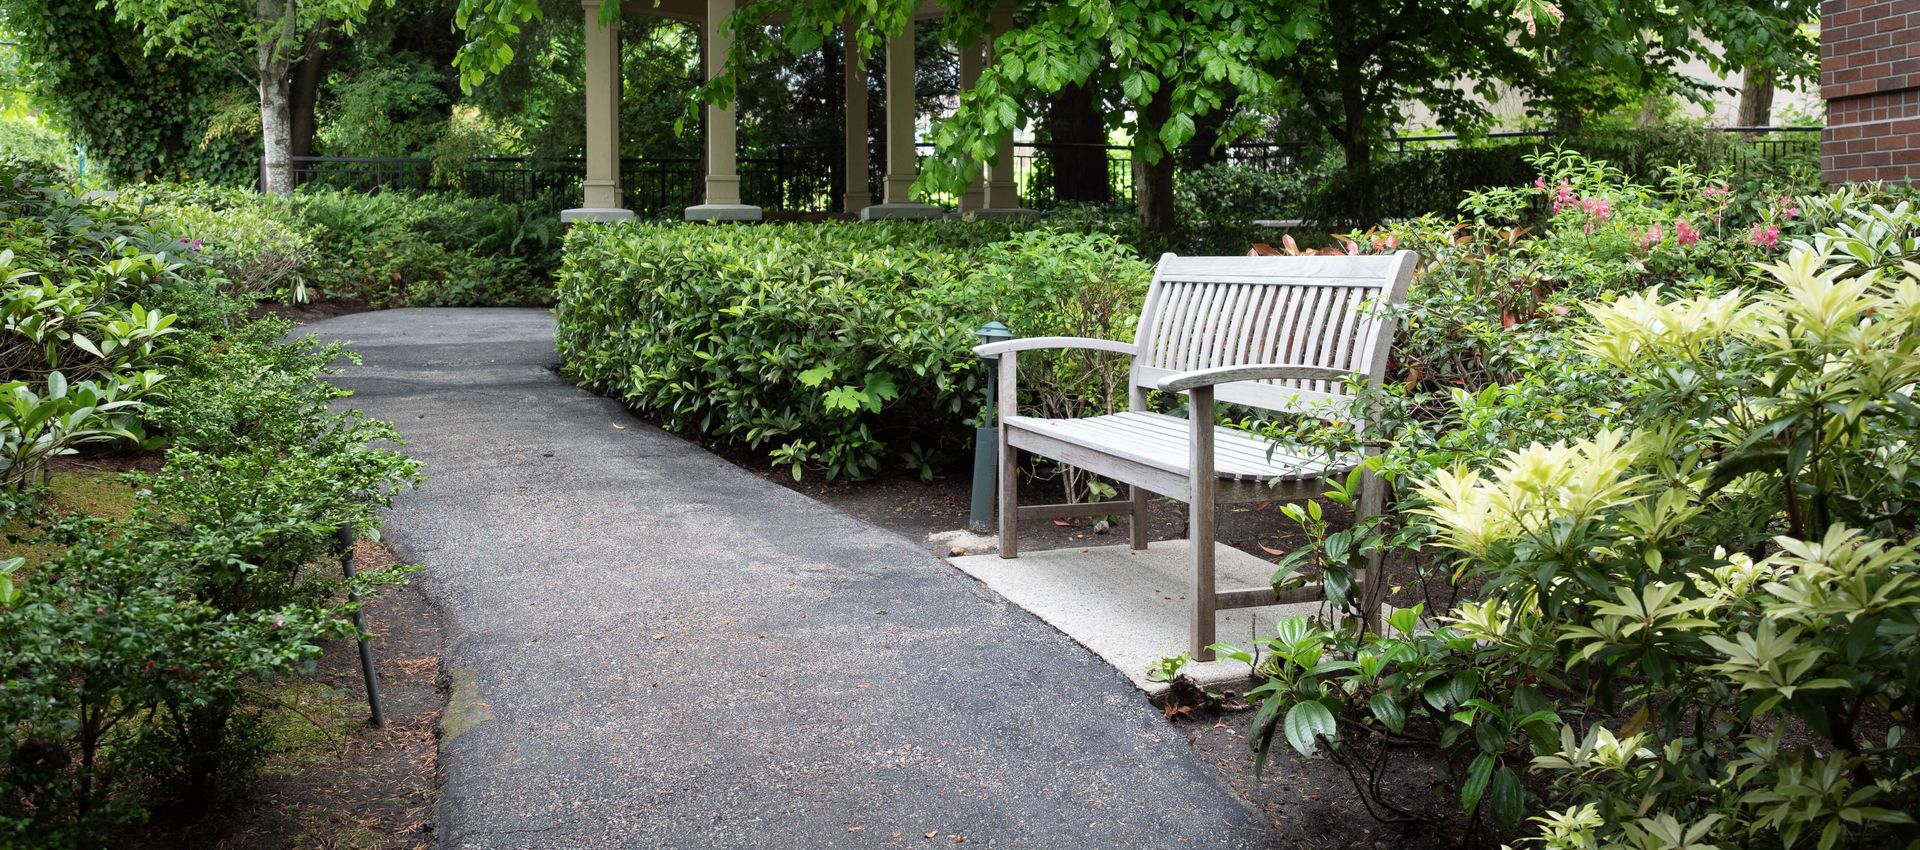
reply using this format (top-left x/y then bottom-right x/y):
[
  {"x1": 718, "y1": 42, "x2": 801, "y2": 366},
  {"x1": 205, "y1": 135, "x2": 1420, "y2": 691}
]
[{"x1": 1130, "y1": 251, "x2": 1417, "y2": 419}]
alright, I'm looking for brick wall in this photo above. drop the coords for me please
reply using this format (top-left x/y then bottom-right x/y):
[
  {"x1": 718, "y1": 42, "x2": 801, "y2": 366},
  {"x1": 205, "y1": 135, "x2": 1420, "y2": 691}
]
[{"x1": 1822, "y1": 0, "x2": 1920, "y2": 184}]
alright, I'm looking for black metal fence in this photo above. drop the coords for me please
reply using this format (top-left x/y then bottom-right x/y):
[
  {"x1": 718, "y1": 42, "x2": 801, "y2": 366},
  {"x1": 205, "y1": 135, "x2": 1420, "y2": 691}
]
[{"x1": 281, "y1": 126, "x2": 1822, "y2": 219}]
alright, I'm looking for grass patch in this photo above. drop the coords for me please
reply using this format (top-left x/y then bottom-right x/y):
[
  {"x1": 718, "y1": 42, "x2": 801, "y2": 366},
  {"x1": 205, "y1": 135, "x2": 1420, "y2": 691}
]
[{"x1": 0, "y1": 469, "x2": 141, "y2": 571}]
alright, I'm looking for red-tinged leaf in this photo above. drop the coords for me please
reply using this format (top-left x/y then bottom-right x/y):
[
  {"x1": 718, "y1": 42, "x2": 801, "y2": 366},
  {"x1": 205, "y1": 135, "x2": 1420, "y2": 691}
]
[
  {"x1": 1259, "y1": 542, "x2": 1288, "y2": 556},
  {"x1": 1053, "y1": 520, "x2": 1074, "y2": 527}
]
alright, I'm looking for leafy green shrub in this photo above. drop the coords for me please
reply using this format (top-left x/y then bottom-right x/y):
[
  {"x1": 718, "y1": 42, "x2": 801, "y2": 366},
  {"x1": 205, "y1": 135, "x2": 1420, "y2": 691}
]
[
  {"x1": 1225, "y1": 157, "x2": 1920, "y2": 847},
  {"x1": 0, "y1": 156, "x2": 422, "y2": 846},
  {"x1": 119, "y1": 183, "x2": 565, "y2": 307},
  {"x1": 557, "y1": 220, "x2": 1151, "y2": 481},
  {"x1": 148, "y1": 199, "x2": 318, "y2": 302}
]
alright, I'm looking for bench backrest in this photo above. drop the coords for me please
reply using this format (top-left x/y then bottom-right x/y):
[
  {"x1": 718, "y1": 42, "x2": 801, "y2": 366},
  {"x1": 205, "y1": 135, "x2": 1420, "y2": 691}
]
[{"x1": 1130, "y1": 251, "x2": 1417, "y2": 417}]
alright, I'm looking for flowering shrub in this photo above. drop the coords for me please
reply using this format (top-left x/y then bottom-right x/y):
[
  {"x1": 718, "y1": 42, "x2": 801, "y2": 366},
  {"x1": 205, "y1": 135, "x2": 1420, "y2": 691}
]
[{"x1": 1231, "y1": 182, "x2": 1920, "y2": 847}]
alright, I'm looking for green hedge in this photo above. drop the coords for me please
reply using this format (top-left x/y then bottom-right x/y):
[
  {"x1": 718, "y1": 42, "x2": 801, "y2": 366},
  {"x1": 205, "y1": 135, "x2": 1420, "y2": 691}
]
[
  {"x1": 121, "y1": 184, "x2": 567, "y2": 307},
  {"x1": 556, "y1": 220, "x2": 1152, "y2": 481}
]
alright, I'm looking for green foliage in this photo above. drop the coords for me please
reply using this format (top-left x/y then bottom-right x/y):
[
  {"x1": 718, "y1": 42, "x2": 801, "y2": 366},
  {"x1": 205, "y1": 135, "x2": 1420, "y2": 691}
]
[
  {"x1": 556, "y1": 220, "x2": 1150, "y2": 481},
  {"x1": 2, "y1": 0, "x2": 257, "y2": 184},
  {"x1": 0, "y1": 154, "x2": 421, "y2": 846},
  {"x1": 120, "y1": 182, "x2": 564, "y2": 307},
  {"x1": 1224, "y1": 158, "x2": 1920, "y2": 847},
  {"x1": 0, "y1": 116, "x2": 74, "y2": 176},
  {"x1": 316, "y1": 52, "x2": 455, "y2": 157},
  {"x1": 146, "y1": 200, "x2": 319, "y2": 303}
]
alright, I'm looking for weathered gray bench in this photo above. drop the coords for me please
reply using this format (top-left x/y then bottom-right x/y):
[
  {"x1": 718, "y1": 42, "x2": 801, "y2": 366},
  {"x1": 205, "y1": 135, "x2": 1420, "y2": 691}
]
[{"x1": 973, "y1": 251, "x2": 1416, "y2": 660}]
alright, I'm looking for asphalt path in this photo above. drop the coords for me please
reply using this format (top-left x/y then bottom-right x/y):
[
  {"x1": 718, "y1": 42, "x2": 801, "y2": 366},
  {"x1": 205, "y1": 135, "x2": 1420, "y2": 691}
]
[{"x1": 305, "y1": 308, "x2": 1274, "y2": 850}]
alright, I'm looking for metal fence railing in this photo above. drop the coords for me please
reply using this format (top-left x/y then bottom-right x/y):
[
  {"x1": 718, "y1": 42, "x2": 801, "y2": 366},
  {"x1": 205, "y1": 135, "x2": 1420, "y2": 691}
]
[{"x1": 279, "y1": 126, "x2": 1824, "y2": 219}]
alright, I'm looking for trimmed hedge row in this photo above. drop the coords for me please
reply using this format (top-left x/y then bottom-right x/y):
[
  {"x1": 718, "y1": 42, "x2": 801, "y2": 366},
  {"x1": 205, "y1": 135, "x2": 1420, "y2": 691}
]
[{"x1": 556, "y1": 220, "x2": 1152, "y2": 481}]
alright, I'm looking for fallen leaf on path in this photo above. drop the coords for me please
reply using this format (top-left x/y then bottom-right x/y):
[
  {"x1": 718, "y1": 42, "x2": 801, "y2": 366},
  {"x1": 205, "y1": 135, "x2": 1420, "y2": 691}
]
[
  {"x1": 1259, "y1": 542, "x2": 1289, "y2": 556},
  {"x1": 1052, "y1": 520, "x2": 1074, "y2": 527},
  {"x1": 612, "y1": 423, "x2": 626, "y2": 429}
]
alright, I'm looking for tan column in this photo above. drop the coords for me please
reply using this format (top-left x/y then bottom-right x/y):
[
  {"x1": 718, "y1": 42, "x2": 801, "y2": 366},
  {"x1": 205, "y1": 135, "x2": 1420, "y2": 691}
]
[
  {"x1": 882, "y1": 19, "x2": 917, "y2": 204},
  {"x1": 958, "y1": 39, "x2": 985, "y2": 213},
  {"x1": 983, "y1": 0, "x2": 1023, "y2": 211},
  {"x1": 685, "y1": 0, "x2": 758, "y2": 219},
  {"x1": 841, "y1": 26, "x2": 871, "y2": 213},
  {"x1": 581, "y1": 0, "x2": 621, "y2": 210},
  {"x1": 705, "y1": 0, "x2": 741, "y2": 205}
]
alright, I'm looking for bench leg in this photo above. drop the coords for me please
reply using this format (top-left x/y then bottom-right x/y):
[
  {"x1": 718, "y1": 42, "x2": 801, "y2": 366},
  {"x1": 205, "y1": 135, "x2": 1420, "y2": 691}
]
[
  {"x1": 1190, "y1": 501, "x2": 1217, "y2": 661},
  {"x1": 1128, "y1": 485, "x2": 1150, "y2": 550},
  {"x1": 997, "y1": 431, "x2": 1018, "y2": 559}
]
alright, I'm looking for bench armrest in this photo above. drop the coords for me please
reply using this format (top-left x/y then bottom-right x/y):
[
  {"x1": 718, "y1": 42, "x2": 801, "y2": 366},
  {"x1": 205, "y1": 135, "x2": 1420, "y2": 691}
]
[
  {"x1": 973, "y1": 336, "x2": 1137, "y2": 358},
  {"x1": 1155, "y1": 364, "x2": 1356, "y2": 393}
]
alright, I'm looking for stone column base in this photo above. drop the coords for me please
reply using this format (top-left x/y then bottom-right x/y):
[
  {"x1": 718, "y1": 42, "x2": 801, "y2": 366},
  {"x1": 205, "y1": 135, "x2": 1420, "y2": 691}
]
[
  {"x1": 684, "y1": 204, "x2": 764, "y2": 222},
  {"x1": 561, "y1": 207, "x2": 637, "y2": 223},
  {"x1": 860, "y1": 203, "x2": 945, "y2": 220}
]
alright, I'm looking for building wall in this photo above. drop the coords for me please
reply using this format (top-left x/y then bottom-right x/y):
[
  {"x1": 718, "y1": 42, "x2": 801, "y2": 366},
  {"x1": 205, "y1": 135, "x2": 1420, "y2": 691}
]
[{"x1": 1821, "y1": 0, "x2": 1920, "y2": 183}]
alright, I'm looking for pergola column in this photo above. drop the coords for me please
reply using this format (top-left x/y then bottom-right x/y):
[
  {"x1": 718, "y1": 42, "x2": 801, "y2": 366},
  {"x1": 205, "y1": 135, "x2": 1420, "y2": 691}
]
[
  {"x1": 957, "y1": 40, "x2": 985, "y2": 214},
  {"x1": 840, "y1": 23, "x2": 872, "y2": 214},
  {"x1": 861, "y1": 17, "x2": 941, "y2": 219},
  {"x1": 562, "y1": 0, "x2": 634, "y2": 222},
  {"x1": 685, "y1": 0, "x2": 762, "y2": 221},
  {"x1": 978, "y1": 0, "x2": 1033, "y2": 219}
]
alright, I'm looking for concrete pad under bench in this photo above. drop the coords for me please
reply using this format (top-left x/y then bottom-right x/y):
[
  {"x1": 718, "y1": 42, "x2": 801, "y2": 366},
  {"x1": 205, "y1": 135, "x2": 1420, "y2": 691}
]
[{"x1": 947, "y1": 540, "x2": 1327, "y2": 696}]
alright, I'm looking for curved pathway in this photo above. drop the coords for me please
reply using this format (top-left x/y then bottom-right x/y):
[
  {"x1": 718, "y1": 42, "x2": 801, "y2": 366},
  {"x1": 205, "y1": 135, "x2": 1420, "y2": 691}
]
[{"x1": 307, "y1": 308, "x2": 1274, "y2": 850}]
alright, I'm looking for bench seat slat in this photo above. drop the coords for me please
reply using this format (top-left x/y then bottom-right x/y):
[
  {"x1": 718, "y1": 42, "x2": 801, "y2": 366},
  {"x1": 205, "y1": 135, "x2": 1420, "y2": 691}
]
[{"x1": 1006, "y1": 411, "x2": 1353, "y2": 483}]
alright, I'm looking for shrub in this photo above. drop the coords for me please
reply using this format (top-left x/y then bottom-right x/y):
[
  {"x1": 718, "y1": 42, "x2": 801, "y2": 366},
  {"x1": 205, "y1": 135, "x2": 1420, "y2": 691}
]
[
  {"x1": 557, "y1": 220, "x2": 1151, "y2": 481},
  {"x1": 1223, "y1": 158, "x2": 1920, "y2": 847},
  {"x1": 0, "y1": 159, "x2": 422, "y2": 846},
  {"x1": 147, "y1": 200, "x2": 318, "y2": 303},
  {"x1": 118, "y1": 183, "x2": 565, "y2": 308}
]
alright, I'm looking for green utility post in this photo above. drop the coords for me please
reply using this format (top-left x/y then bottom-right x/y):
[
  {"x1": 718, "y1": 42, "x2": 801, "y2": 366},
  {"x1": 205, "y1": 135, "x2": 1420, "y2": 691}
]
[{"x1": 969, "y1": 322, "x2": 1014, "y2": 533}]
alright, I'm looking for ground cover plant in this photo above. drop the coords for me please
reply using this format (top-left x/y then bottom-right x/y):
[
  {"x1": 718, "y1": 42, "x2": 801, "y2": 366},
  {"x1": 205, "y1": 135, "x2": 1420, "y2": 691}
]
[
  {"x1": 0, "y1": 159, "x2": 422, "y2": 846},
  {"x1": 1214, "y1": 152, "x2": 1920, "y2": 848}
]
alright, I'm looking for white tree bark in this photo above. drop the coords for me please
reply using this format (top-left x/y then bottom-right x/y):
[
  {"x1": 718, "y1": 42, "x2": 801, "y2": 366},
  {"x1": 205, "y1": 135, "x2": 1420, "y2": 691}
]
[{"x1": 257, "y1": 0, "x2": 296, "y2": 196}]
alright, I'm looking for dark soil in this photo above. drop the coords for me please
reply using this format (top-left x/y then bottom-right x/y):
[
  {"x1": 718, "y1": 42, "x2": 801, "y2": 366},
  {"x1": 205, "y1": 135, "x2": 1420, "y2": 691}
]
[
  {"x1": 248, "y1": 297, "x2": 376, "y2": 325},
  {"x1": 131, "y1": 540, "x2": 446, "y2": 850},
  {"x1": 729, "y1": 459, "x2": 1477, "y2": 848}
]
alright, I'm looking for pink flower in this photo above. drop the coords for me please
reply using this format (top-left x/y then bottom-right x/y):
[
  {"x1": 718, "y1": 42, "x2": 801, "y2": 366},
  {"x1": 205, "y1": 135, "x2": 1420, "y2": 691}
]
[
  {"x1": 1777, "y1": 197, "x2": 1800, "y2": 221},
  {"x1": 1640, "y1": 226, "x2": 1664, "y2": 251},
  {"x1": 1675, "y1": 219, "x2": 1700, "y2": 247},
  {"x1": 1552, "y1": 180, "x2": 1577, "y2": 214},
  {"x1": 1750, "y1": 223, "x2": 1780, "y2": 249},
  {"x1": 1565, "y1": 196, "x2": 1614, "y2": 233},
  {"x1": 1534, "y1": 176, "x2": 1548, "y2": 190},
  {"x1": 1701, "y1": 185, "x2": 1731, "y2": 225}
]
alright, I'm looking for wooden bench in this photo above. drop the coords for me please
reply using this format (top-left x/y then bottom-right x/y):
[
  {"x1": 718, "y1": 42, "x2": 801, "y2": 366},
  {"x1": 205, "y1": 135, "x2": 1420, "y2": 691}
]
[{"x1": 972, "y1": 251, "x2": 1416, "y2": 660}]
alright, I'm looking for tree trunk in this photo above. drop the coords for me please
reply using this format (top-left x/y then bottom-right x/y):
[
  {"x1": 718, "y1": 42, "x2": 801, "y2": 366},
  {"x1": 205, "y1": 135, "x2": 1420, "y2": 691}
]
[
  {"x1": 1739, "y1": 68, "x2": 1775, "y2": 128},
  {"x1": 1184, "y1": 103, "x2": 1233, "y2": 169},
  {"x1": 1046, "y1": 81, "x2": 1110, "y2": 204},
  {"x1": 257, "y1": 0, "x2": 296, "y2": 196},
  {"x1": 1135, "y1": 95, "x2": 1176, "y2": 232},
  {"x1": 289, "y1": 37, "x2": 326, "y2": 159}
]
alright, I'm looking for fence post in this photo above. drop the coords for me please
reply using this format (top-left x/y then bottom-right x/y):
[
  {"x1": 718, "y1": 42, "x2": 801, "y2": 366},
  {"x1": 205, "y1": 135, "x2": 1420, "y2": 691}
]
[{"x1": 969, "y1": 322, "x2": 1014, "y2": 533}]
